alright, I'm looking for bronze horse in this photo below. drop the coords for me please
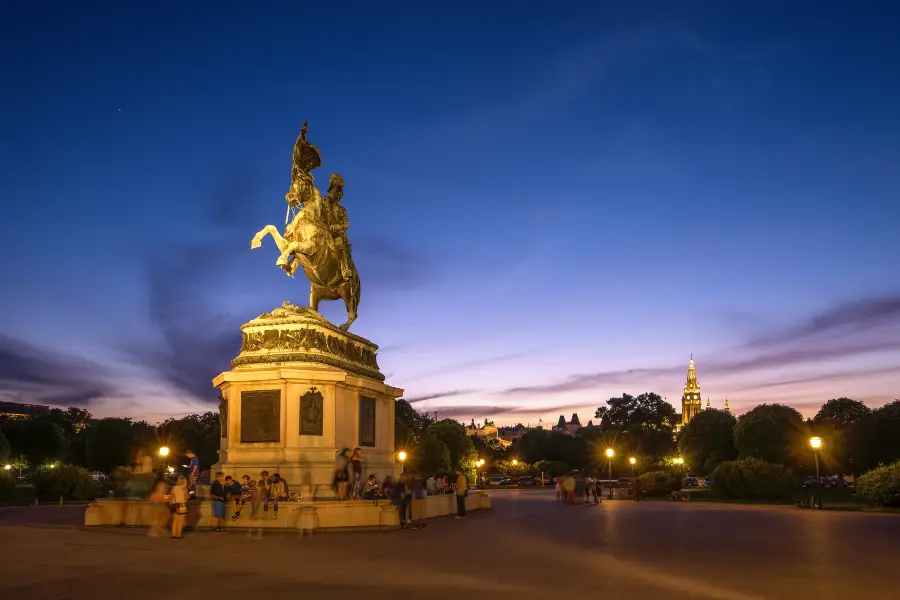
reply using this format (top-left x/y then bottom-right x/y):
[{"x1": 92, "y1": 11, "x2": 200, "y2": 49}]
[{"x1": 251, "y1": 180, "x2": 360, "y2": 330}]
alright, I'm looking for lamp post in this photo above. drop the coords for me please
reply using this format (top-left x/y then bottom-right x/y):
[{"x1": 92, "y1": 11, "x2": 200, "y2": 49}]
[
  {"x1": 398, "y1": 450, "x2": 408, "y2": 473},
  {"x1": 673, "y1": 457, "x2": 684, "y2": 485},
  {"x1": 810, "y1": 437, "x2": 822, "y2": 509},
  {"x1": 605, "y1": 448, "x2": 614, "y2": 483},
  {"x1": 477, "y1": 458, "x2": 485, "y2": 488},
  {"x1": 629, "y1": 457, "x2": 636, "y2": 477},
  {"x1": 158, "y1": 446, "x2": 170, "y2": 477}
]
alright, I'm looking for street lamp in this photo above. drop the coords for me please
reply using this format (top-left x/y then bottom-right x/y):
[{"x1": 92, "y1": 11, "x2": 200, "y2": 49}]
[
  {"x1": 3, "y1": 465, "x2": 10, "y2": 471},
  {"x1": 158, "y1": 446, "x2": 169, "y2": 457},
  {"x1": 629, "y1": 457, "x2": 636, "y2": 477},
  {"x1": 398, "y1": 450, "x2": 408, "y2": 473},
  {"x1": 810, "y1": 437, "x2": 823, "y2": 509},
  {"x1": 512, "y1": 459, "x2": 518, "y2": 466},
  {"x1": 605, "y1": 448, "x2": 614, "y2": 483},
  {"x1": 477, "y1": 458, "x2": 485, "y2": 488}
]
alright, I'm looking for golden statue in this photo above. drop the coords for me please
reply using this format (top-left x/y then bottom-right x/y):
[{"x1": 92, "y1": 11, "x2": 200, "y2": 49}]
[{"x1": 251, "y1": 123, "x2": 360, "y2": 330}]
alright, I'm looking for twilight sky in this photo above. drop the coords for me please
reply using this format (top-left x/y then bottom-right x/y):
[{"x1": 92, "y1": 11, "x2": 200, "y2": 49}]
[{"x1": 1, "y1": 2, "x2": 899, "y2": 425}]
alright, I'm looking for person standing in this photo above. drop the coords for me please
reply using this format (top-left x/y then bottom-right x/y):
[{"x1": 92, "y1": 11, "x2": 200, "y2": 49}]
[
  {"x1": 334, "y1": 449, "x2": 350, "y2": 500},
  {"x1": 253, "y1": 470, "x2": 271, "y2": 520},
  {"x1": 350, "y1": 448, "x2": 364, "y2": 499},
  {"x1": 169, "y1": 476, "x2": 189, "y2": 539},
  {"x1": 185, "y1": 450, "x2": 200, "y2": 498},
  {"x1": 210, "y1": 472, "x2": 227, "y2": 533},
  {"x1": 268, "y1": 474, "x2": 284, "y2": 520},
  {"x1": 396, "y1": 472, "x2": 413, "y2": 528},
  {"x1": 454, "y1": 469, "x2": 468, "y2": 519}
]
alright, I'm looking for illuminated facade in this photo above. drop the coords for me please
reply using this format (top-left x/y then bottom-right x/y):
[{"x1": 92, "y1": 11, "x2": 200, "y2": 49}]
[
  {"x1": 680, "y1": 355, "x2": 702, "y2": 427},
  {"x1": 0, "y1": 401, "x2": 49, "y2": 421}
]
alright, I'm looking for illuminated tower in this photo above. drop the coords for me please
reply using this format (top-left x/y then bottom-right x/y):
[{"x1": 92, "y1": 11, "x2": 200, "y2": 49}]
[
  {"x1": 681, "y1": 355, "x2": 703, "y2": 427},
  {"x1": 724, "y1": 398, "x2": 731, "y2": 414}
]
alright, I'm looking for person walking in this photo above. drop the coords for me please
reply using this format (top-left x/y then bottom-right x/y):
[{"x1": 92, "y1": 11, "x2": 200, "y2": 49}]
[
  {"x1": 148, "y1": 478, "x2": 169, "y2": 537},
  {"x1": 453, "y1": 469, "x2": 468, "y2": 519}
]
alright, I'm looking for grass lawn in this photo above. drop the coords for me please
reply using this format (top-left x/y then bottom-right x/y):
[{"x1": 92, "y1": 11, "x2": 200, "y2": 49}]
[{"x1": 667, "y1": 486, "x2": 900, "y2": 513}]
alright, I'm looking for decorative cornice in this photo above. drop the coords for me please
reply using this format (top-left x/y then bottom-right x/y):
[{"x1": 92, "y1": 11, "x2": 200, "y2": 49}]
[{"x1": 232, "y1": 352, "x2": 384, "y2": 381}]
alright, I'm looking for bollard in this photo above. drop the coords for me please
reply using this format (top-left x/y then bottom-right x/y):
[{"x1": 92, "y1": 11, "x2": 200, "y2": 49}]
[
  {"x1": 59, "y1": 496, "x2": 64, "y2": 506},
  {"x1": 34, "y1": 498, "x2": 39, "y2": 506}
]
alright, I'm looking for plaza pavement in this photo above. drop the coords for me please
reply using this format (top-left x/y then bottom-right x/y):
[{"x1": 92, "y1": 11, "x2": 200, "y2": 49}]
[{"x1": 1, "y1": 490, "x2": 898, "y2": 599}]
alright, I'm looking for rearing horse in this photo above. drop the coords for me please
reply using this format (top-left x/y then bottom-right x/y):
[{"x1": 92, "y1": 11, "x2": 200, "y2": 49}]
[{"x1": 251, "y1": 184, "x2": 360, "y2": 330}]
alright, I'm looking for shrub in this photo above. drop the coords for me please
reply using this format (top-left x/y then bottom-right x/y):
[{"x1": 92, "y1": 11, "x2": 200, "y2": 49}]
[
  {"x1": 637, "y1": 470, "x2": 678, "y2": 497},
  {"x1": 711, "y1": 458, "x2": 796, "y2": 501},
  {"x1": 33, "y1": 464, "x2": 94, "y2": 501},
  {"x1": 856, "y1": 461, "x2": 900, "y2": 506}
]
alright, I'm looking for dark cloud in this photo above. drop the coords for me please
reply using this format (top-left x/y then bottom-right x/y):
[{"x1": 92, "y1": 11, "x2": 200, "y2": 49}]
[
  {"x1": 732, "y1": 364, "x2": 900, "y2": 392},
  {"x1": 404, "y1": 390, "x2": 474, "y2": 403},
  {"x1": 500, "y1": 367, "x2": 680, "y2": 396},
  {"x1": 430, "y1": 401, "x2": 597, "y2": 422},
  {"x1": 0, "y1": 335, "x2": 111, "y2": 406},
  {"x1": 404, "y1": 350, "x2": 538, "y2": 382},
  {"x1": 120, "y1": 167, "x2": 263, "y2": 403},
  {"x1": 500, "y1": 308, "x2": 900, "y2": 396},
  {"x1": 746, "y1": 294, "x2": 900, "y2": 347}
]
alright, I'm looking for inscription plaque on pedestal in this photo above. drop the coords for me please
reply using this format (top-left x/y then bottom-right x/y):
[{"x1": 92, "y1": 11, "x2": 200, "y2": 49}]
[
  {"x1": 300, "y1": 387, "x2": 324, "y2": 436},
  {"x1": 241, "y1": 390, "x2": 281, "y2": 443}
]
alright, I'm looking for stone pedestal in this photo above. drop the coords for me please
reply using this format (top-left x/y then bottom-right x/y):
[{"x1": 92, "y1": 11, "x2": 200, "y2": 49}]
[{"x1": 212, "y1": 303, "x2": 403, "y2": 495}]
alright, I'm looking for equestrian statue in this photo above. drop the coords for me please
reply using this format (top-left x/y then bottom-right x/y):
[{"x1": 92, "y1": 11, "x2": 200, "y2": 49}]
[{"x1": 251, "y1": 122, "x2": 361, "y2": 330}]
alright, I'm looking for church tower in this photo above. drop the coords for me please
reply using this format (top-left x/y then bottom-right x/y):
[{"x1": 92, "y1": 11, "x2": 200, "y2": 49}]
[{"x1": 681, "y1": 355, "x2": 702, "y2": 427}]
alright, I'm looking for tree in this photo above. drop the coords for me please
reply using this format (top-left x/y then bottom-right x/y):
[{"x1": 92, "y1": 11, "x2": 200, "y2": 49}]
[
  {"x1": 2, "y1": 418, "x2": 67, "y2": 467},
  {"x1": 0, "y1": 429, "x2": 9, "y2": 462},
  {"x1": 814, "y1": 398, "x2": 871, "y2": 427},
  {"x1": 678, "y1": 409, "x2": 737, "y2": 474},
  {"x1": 734, "y1": 404, "x2": 806, "y2": 467},
  {"x1": 595, "y1": 392, "x2": 678, "y2": 462},
  {"x1": 416, "y1": 434, "x2": 451, "y2": 474},
  {"x1": 10, "y1": 456, "x2": 30, "y2": 478},
  {"x1": 427, "y1": 419, "x2": 477, "y2": 472},
  {"x1": 510, "y1": 429, "x2": 589, "y2": 469},
  {"x1": 812, "y1": 398, "x2": 873, "y2": 474},
  {"x1": 870, "y1": 400, "x2": 900, "y2": 467},
  {"x1": 158, "y1": 412, "x2": 220, "y2": 468},
  {"x1": 85, "y1": 418, "x2": 137, "y2": 473}
]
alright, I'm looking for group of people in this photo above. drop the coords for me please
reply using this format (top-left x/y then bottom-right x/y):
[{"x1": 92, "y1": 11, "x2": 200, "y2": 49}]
[
  {"x1": 142, "y1": 446, "x2": 476, "y2": 538},
  {"x1": 555, "y1": 473, "x2": 602, "y2": 505},
  {"x1": 209, "y1": 470, "x2": 290, "y2": 533}
]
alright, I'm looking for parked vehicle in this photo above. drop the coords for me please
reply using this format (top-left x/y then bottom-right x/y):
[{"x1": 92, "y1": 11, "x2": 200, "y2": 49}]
[
  {"x1": 517, "y1": 476, "x2": 537, "y2": 486},
  {"x1": 90, "y1": 471, "x2": 106, "y2": 482}
]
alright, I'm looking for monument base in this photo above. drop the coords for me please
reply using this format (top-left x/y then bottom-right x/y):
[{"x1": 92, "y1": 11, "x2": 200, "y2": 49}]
[{"x1": 212, "y1": 303, "x2": 403, "y2": 494}]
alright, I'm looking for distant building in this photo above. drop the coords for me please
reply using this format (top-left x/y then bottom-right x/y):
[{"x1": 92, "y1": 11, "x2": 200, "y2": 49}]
[
  {"x1": 498, "y1": 423, "x2": 527, "y2": 444},
  {"x1": 0, "y1": 401, "x2": 50, "y2": 421},
  {"x1": 466, "y1": 419, "x2": 512, "y2": 447},
  {"x1": 680, "y1": 355, "x2": 703, "y2": 428},
  {"x1": 553, "y1": 413, "x2": 582, "y2": 436}
]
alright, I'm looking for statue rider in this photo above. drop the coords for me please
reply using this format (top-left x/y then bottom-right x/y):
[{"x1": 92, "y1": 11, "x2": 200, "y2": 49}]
[{"x1": 325, "y1": 173, "x2": 352, "y2": 280}]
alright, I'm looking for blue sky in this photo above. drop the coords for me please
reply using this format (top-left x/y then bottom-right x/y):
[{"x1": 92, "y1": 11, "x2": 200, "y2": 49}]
[{"x1": 1, "y1": 2, "x2": 899, "y2": 424}]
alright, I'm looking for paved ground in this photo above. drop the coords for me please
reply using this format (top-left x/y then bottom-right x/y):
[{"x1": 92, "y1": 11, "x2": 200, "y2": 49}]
[{"x1": 2, "y1": 490, "x2": 898, "y2": 599}]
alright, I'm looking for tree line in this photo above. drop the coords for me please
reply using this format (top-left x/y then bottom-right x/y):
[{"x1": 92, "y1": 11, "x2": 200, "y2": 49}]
[
  {"x1": 0, "y1": 408, "x2": 221, "y2": 474},
  {"x1": 2, "y1": 395, "x2": 897, "y2": 481}
]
